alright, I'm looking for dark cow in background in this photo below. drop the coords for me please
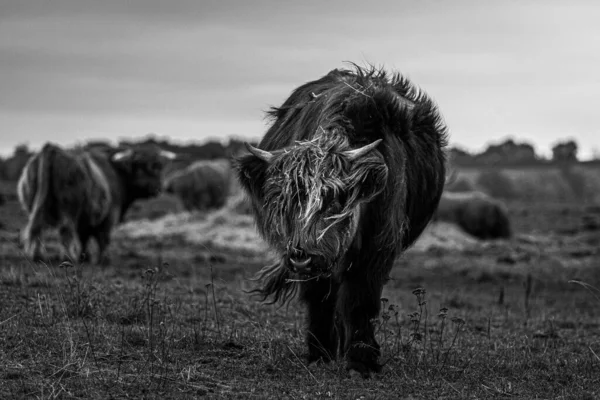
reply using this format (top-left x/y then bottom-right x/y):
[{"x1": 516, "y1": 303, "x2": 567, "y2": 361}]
[
  {"x1": 17, "y1": 142, "x2": 176, "y2": 263},
  {"x1": 163, "y1": 159, "x2": 232, "y2": 211},
  {"x1": 236, "y1": 65, "x2": 447, "y2": 377},
  {"x1": 433, "y1": 191, "x2": 512, "y2": 239}
]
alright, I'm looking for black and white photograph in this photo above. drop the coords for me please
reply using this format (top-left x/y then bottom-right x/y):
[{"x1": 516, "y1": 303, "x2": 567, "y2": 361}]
[{"x1": 0, "y1": 1, "x2": 599, "y2": 398}]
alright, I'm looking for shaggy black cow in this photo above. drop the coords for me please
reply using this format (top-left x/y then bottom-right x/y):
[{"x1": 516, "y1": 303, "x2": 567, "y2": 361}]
[
  {"x1": 17, "y1": 142, "x2": 176, "y2": 263},
  {"x1": 163, "y1": 159, "x2": 232, "y2": 211},
  {"x1": 434, "y1": 191, "x2": 512, "y2": 239},
  {"x1": 236, "y1": 65, "x2": 448, "y2": 377}
]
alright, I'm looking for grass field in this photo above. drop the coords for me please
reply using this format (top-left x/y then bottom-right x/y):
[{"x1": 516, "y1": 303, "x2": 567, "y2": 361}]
[{"x1": 1, "y1": 181, "x2": 600, "y2": 399}]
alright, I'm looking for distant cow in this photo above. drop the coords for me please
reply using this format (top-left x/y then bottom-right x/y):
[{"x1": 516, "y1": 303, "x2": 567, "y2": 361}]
[
  {"x1": 163, "y1": 159, "x2": 231, "y2": 211},
  {"x1": 17, "y1": 142, "x2": 176, "y2": 263},
  {"x1": 433, "y1": 191, "x2": 511, "y2": 239},
  {"x1": 236, "y1": 65, "x2": 447, "y2": 377}
]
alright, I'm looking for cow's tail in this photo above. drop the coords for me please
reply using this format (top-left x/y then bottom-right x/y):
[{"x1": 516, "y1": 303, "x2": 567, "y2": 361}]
[{"x1": 22, "y1": 144, "x2": 55, "y2": 249}]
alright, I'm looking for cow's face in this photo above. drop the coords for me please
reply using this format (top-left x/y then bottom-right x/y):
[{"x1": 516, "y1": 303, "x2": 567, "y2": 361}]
[
  {"x1": 237, "y1": 133, "x2": 388, "y2": 275},
  {"x1": 112, "y1": 147, "x2": 177, "y2": 198}
]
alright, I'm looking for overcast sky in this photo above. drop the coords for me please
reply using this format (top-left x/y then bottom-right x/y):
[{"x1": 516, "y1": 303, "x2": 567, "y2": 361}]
[{"x1": 1, "y1": 0, "x2": 599, "y2": 159}]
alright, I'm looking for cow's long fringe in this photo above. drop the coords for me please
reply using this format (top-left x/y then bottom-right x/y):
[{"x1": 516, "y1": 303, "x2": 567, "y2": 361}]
[
  {"x1": 265, "y1": 130, "x2": 385, "y2": 243},
  {"x1": 247, "y1": 260, "x2": 299, "y2": 305}
]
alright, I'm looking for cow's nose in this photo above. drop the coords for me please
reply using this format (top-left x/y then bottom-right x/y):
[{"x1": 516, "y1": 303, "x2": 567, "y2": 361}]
[
  {"x1": 289, "y1": 256, "x2": 312, "y2": 270},
  {"x1": 288, "y1": 249, "x2": 312, "y2": 273}
]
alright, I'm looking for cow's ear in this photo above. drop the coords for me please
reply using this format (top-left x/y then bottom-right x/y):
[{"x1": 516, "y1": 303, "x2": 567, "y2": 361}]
[{"x1": 235, "y1": 153, "x2": 268, "y2": 201}]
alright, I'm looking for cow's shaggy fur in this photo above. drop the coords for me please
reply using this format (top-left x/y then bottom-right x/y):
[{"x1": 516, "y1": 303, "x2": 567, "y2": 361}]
[
  {"x1": 163, "y1": 159, "x2": 231, "y2": 211},
  {"x1": 236, "y1": 65, "x2": 448, "y2": 377},
  {"x1": 17, "y1": 143, "x2": 175, "y2": 263},
  {"x1": 434, "y1": 191, "x2": 512, "y2": 239}
]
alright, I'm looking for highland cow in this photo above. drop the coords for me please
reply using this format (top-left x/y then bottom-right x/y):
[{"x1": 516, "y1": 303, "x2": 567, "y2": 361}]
[
  {"x1": 163, "y1": 159, "x2": 232, "y2": 211},
  {"x1": 433, "y1": 191, "x2": 512, "y2": 239},
  {"x1": 17, "y1": 142, "x2": 176, "y2": 263},
  {"x1": 236, "y1": 65, "x2": 448, "y2": 377}
]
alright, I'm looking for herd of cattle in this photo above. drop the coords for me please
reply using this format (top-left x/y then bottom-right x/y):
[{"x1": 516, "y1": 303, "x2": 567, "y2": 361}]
[{"x1": 7, "y1": 64, "x2": 512, "y2": 377}]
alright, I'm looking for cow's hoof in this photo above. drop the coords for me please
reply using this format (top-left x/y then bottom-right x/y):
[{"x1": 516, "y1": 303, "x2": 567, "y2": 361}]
[
  {"x1": 348, "y1": 366, "x2": 371, "y2": 380},
  {"x1": 346, "y1": 343, "x2": 382, "y2": 378},
  {"x1": 346, "y1": 359, "x2": 381, "y2": 379},
  {"x1": 307, "y1": 353, "x2": 334, "y2": 365}
]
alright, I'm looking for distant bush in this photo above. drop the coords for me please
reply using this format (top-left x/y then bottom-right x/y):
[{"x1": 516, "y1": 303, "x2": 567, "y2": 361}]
[
  {"x1": 560, "y1": 166, "x2": 589, "y2": 202},
  {"x1": 476, "y1": 170, "x2": 517, "y2": 199}
]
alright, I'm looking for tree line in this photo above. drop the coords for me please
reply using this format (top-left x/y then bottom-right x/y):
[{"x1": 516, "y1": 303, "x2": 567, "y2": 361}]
[
  {"x1": 450, "y1": 138, "x2": 590, "y2": 167},
  {"x1": 0, "y1": 136, "x2": 593, "y2": 182}
]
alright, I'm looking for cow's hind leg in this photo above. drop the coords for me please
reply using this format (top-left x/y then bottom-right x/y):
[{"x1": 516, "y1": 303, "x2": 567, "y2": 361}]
[
  {"x1": 59, "y1": 222, "x2": 81, "y2": 263},
  {"x1": 22, "y1": 222, "x2": 45, "y2": 262},
  {"x1": 337, "y1": 271, "x2": 386, "y2": 378},
  {"x1": 300, "y1": 277, "x2": 339, "y2": 363}
]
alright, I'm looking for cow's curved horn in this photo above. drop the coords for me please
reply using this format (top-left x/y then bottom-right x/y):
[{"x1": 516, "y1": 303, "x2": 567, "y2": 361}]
[
  {"x1": 245, "y1": 142, "x2": 273, "y2": 163},
  {"x1": 159, "y1": 150, "x2": 177, "y2": 160},
  {"x1": 343, "y1": 139, "x2": 383, "y2": 161},
  {"x1": 112, "y1": 149, "x2": 134, "y2": 162}
]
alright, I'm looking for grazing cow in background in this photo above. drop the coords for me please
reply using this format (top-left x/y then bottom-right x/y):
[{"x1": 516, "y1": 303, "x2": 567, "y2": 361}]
[
  {"x1": 433, "y1": 191, "x2": 511, "y2": 239},
  {"x1": 236, "y1": 65, "x2": 447, "y2": 377},
  {"x1": 163, "y1": 159, "x2": 232, "y2": 211},
  {"x1": 17, "y1": 142, "x2": 176, "y2": 263},
  {"x1": 443, "y1": 168, "x2": 475, "y2": 193}
]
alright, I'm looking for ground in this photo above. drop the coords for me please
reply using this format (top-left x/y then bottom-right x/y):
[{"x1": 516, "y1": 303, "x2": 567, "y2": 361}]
[{"x1": 1, "y1": 183, "x2": 599, "y2": 399}]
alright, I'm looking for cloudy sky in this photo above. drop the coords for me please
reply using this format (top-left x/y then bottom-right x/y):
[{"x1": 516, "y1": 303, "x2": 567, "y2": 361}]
[{"x1": 1, "y1": 0, "x2": 599, "y2": 159}]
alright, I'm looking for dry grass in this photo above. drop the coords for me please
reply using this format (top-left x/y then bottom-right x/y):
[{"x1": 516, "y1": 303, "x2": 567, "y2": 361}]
[{"x1": 1, "y1": 185, "x2": 600, "y2": 398}]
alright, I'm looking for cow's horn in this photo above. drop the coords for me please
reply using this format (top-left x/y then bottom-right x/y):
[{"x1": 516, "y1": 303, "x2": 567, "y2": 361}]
[
  {"x1": 245, "y1": 142, "x2": 273, "y2": 163},
  {"x1": 112, "y1": 149, "x2": 133, "y2": 161},
  {"x1": 343, "y1": 139, "x2": 383, "y2": 161},
  {"x1": 159, "y1": 150, "x2": 177, "y2": 160}
]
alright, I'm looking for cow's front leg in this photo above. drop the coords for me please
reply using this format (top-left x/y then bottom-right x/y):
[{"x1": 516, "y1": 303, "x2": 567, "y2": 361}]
[
  {"x1": 300, "y1": 277, "x2": 339, "y2": 363},
  {"x1": 77, "y1": 225, "x2": 91, "y2": 263},
  {"x1": 95, "y1": 230, "x2": 111, "y2": 266},
  {"x1": 337, "y1": 272, "x2": 385, "y2": 377}
]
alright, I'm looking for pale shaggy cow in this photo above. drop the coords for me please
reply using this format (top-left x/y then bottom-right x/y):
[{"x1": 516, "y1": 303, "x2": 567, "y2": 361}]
[
  {"x1": 433, "y1": 190, "x2": 512, "y2": 239},
  {"x1": 163, "y1": 159, "x2": 232, "y2": 211}
]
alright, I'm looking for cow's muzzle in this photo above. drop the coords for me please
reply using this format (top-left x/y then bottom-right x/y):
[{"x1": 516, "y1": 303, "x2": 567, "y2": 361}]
[
  {"x1": 286, "y1": 251, "x2": 330, "y2": 276},
  {"x1": 289, "y1": 256, "x2": 312, "y2": 274}
]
